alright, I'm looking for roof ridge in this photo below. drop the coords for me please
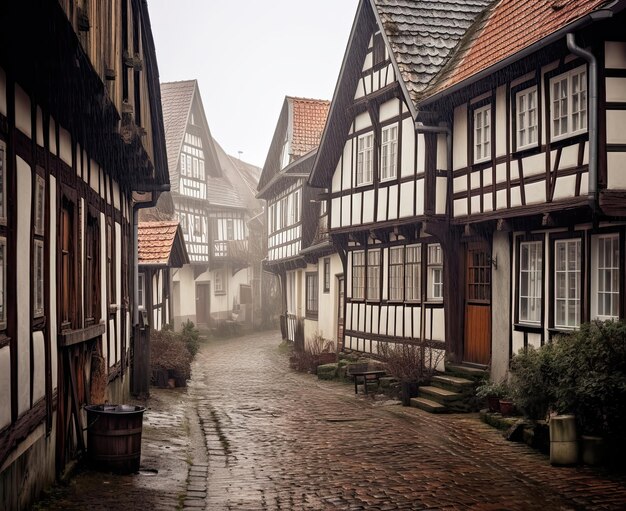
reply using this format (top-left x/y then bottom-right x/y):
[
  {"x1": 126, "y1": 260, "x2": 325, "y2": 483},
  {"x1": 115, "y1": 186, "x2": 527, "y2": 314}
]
[{"x1": 286, "y1": 96, "x2": 331, "y2": 104}]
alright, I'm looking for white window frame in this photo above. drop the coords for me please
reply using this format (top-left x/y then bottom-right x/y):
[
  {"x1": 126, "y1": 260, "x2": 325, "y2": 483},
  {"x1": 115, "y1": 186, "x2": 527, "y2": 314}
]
[
  {"x1": 388, "y1": 246, "x2": 404, "y2": 301},
  {"x1": 405, "y1": 244, "x2": 421, "y2": 302},
  {"x1": 380, "y1": 124, "x2": 398, "y2": 181},
  {"x1": 516, "y1": 86, "x2": 538, "y2": 150},
  {"x1": 214, "y1": 269, "x2": 226, "y2": 294},
  {"x1": 137, "y1": 273, "x2": 146, "y2": 311},
  {"x1": 356, "y1": 133, "x2": 373, "y2": 186},
  {"x1": 550, "y1": 65, "x2": 587, "y2": 142},
  {"x1": 352, "y1": 250, "x2": 365, "y2": 300},
  {"x1": 367, "y1": 249, "x2": 381, "y2": 301},
  {"x1": 473, "y1": 105, "x2": 491, "y2": 163},
  {"x1": 427, "y1": 244, "x2": 443, "y2": 301},
  {"x1": 34, "y1": 239, "x2": 44, "y2": 318},
  {"x1": 554, "y1": 238, "x2": 581, "y2": 329},
  {"x1": 193, "y1": 215, "x2": 202, "y2": 237},
  {"x1": 591, "y1": 234, "x2": 620, "y2": 320},
  {"x1": 518, "y1": 241, "x2": 542, "y2": 324}
]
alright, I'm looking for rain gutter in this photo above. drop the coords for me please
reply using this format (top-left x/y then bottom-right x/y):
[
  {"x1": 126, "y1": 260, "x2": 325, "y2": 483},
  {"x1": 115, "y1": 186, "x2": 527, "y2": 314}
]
[{"x1": 566, "y1": 33, "x2": 598, "y2": 213}]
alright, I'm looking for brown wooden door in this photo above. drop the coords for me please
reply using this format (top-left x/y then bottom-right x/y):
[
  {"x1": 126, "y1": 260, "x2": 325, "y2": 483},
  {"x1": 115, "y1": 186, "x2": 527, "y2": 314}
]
[
  {"x1": 337, "y1": 276, "x2": 344, "y2": 351},
  {"x1": 464, "y1": 242, "x2": 491, "y2": 365},
  {"x1": 196, "y1": 283, "x2": 211, "y2": 326}
]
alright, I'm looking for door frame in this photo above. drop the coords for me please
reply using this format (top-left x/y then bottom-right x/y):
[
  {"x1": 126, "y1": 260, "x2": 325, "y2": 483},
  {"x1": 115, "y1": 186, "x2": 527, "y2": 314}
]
[{"x1": 195, "y1": 282, "x2": 211, "y2": 326}]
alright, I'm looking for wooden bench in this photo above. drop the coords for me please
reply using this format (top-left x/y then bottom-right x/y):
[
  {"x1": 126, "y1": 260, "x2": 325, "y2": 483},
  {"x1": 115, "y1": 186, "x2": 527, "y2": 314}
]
[{"x1": 347, "y1": 363, "x2": 386, "y2": 395}]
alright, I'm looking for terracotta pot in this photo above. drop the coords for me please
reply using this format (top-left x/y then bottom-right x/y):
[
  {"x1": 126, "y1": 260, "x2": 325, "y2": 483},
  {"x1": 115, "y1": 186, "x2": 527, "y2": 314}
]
[
  {"x1": 487, "y1": 395, "x2": 501, "y2": 413},
  {"x1": 499, "y1": 399, "x2": 514, "y2": 416}
]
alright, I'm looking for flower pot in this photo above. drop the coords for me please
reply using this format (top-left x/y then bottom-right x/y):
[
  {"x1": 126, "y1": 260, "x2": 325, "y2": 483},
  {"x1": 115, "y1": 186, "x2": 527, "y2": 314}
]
[
  {"x1": 487, "y1": 395, "x2": 500, "y2": 413},
  {"x1": 400, "y1": 381, "x2": 419, "y2": 406},
  {"x1": 499, "y1": 399, "x2": 514, "y2": 416},
  {"x1": 580, "y1": 435, "x2": 605, "y2": 466},
  {"x1": 549, "y1": 414, "x2": 578, "y2": 466}
]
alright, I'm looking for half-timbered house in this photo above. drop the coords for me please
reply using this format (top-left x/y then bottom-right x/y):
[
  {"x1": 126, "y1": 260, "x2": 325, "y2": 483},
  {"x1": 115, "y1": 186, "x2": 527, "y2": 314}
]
[
  {"x1": 415, "y1": 0, "x2": 626, "y2": 381},
  {"x1": 137, "y1": 221, "x2": 189, "y2": 330},
  {"x1": 0, "y1": 0, "x2": 168, "y2": 508},
  {"x1": 258, "y1": 97, "x2": 345, "y2": 349},
  {"x1": 157, "y1": 80, "x2": 261, "y2": 329},
  {"x1": 309, "y1": 0, "x2": 490, "y2": 361}
]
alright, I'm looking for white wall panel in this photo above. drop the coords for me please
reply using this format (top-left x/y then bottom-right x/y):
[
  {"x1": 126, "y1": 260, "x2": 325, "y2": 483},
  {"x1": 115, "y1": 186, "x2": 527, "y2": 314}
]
[
  {"x1": 523, "y1": 153, "x2": 545, "y2": 177},
  {"x1": 341, "y1": 196, "x2": 351, "y2": 226},
  {"x1": 483, "y1": 193, "x2": 493, "y2": 212},
  {"x1": 417, "y1": 134, "x2": 426, "y2": 174},
  {"x1": 401, "y1": 118, "x2": 415, "y2": 178},
  {"x1": 436, "y1": 177, "x2": 447, "y2": 215},
  {"x1": 352, "y1": 192, "x2": 362, "y2": 225},
  {"x1": 36, "y1": 107, "x2": 44, "y2": 147},
  {"x1": 605, "y1": 41, "x2": 626, "y2": 68},
  {"x1": 606, "y1": 77, "x2": 626, "y2": 102},
  {"x1": 553, "y1": 175, "x2": 577, "y2": 201},
  {"x1": 332, "y1": 158, "x2": 342, "y2": 192},
  {"x1": 377, "y1": 187, "x2": 387, "y2": 221},
  {"x1": 607, "y1": 152, "x2": 626, "y2": 188},
  {"x1": 49, "y1": 177, "x2": 58, "y2": 389},
  {"x1": 354, "y1": 112, "x2": 371, "y2": 132},
  {"x1": 15, "y1": 85, "x2": 31, "y2": 138},
  {"x1": 471, "y1": 195, "x2": 480, "y2": 214},
  {"x1": 607, "y1": 110, "x2": 626, "y2": 144},
  {"x1": 59, "y1": 126, "x2": 72, "y2": 166},
  {"x1": 358, "y1": 303, "x2": 365, "y2": 332},
  {"x1": 495, "y1": 85, "x2": 507, "y2": 158},
  {"x1": 379, "y1": 99, "x2": 399, "y2": 121},
  {"x1": 511, "y1": 186, "x2": 522, "y2": 208},
  {"x1": 525, "y1": 181, "x2": 546, "y2": 205},
  {"x1": 415, "y1": 180, "x2": 424, "y2": 216},
  {"x1": 342, "y1": 140, "x2": 353, "y2": 190},
  {"x1": 331, "y1": 197, "x2": 341, "y2": 228},
  {"x1": 362, "y1": 190, "x2": 374, "y2": 223},
  {"x1": 454, "y1": 198, "x2": 468, "y2": 217},
  {"x1": 32, "y1": 331, "x2": 46, "y2": 404},
  {"x1": 387, "y1": 185, "x2": 398, "y2": 220},
  {"x1": 399, "y1": 182, "x2": 414, "y2": 218},
  {"x1": 379, "y1": 306, "x2": 387, "y2": 336},
  {"x1": 496, "y1": 189, "x2": 507, "y2": 210},
  {"x1": 453, "y1": 105, "x2": 468, "y2": 170}
]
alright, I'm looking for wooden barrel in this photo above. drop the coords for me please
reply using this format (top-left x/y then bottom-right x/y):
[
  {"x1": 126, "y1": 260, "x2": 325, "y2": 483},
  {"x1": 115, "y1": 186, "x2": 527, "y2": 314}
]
[{"x1": 85, "y1": 404, "x2": 145, "y2": 474}]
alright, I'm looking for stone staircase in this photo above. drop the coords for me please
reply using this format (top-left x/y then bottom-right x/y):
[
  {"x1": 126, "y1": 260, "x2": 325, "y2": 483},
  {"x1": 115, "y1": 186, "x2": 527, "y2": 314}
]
[{"x1": 410, "y1": 364, "x2": 487, "y2": 414}]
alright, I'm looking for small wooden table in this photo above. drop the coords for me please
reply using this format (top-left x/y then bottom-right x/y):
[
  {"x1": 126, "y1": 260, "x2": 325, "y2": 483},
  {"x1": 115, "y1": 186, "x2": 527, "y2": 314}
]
[{"x1": 350, "y1": 370, "x2": 386, "y2": 394}]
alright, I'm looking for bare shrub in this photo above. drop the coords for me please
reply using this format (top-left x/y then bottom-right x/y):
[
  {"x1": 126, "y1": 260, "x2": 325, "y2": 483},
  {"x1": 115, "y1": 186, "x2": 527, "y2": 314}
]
[
  {"x1": 289, "y1": 333, "x2": 336, "y2": 373},
  {"x1": 379, "y1": 342, "x2": 444, "y2": 383},
  {"x1": 151, "y1": 329, "x2": 192, "y2": 382}
]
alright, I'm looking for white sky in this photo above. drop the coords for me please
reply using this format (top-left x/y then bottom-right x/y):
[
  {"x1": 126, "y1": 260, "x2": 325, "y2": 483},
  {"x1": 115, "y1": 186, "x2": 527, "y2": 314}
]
[{"x1": 148, "y1": 0, "x2": 359, "y2": 169}]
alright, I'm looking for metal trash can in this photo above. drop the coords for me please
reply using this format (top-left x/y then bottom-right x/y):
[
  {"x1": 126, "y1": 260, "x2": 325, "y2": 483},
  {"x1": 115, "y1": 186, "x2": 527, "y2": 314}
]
[
  {"x1": 550, "y1": 414, "x2": 578, "y2": 465},
  {"x1": 85, "y1": 404, "x2": 146, "y2": 474}
]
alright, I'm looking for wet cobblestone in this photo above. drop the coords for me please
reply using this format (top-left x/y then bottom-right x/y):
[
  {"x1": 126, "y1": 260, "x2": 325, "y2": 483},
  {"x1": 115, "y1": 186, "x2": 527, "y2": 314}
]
[{"x1": 190, "y1": 330, "x2": 626, "y2": 510}]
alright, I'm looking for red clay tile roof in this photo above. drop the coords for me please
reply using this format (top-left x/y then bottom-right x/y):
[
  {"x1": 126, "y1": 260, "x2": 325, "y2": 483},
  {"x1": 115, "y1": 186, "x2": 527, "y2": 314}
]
[
  {"x1": 288, "y1": 97, "x2": 330, "y2": 158},
  {"x1": 428, "y1": 0, "x2": 607, "y2": 97},
  {"x1": 138, "y1": 221, "x2": 182, "y2": 266}
]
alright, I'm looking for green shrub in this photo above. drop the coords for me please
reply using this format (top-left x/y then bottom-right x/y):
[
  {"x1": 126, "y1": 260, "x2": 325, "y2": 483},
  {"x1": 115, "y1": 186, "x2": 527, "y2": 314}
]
[
  {"x1": 475, "y1": 379, "x2": 509, "y2": 400},
  {"x1": 181, "y1": 319, "x2": 200, "y2": 357}
]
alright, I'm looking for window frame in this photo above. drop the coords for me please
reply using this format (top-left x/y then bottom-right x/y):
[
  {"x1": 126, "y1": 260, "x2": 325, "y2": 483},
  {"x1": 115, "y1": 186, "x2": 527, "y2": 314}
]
[
  {"x1": 405, "y1": 244, "x2": 421, "y2": 303},
  {"x1": 388, "y1": 246, "x2": 404, "y2": 302},
  {"x1": 305, "y1": 271, "x2": 319, "y2": 319},
  {"x1": 380, "y1": 124, "x2": 398, "y2": 182},
  {"x1": 323, "y1": 258, "x2": 330, "y2": 294},
  {"x1": 351, "y1": 250, "x2": 365, "y2": 301},
  {"x1": 356, "y1": 133, "x2": 374, "y2": 187},
  {"x1": 591, "y1": 233, "x2": 620, "y2": 321},
  {"x1": 366, "y1": 248, "x2": 381, "y2": 301},
  {"x1": 473, "y1": 104, "x2": 491, "y2": 164},
  {"x1": 517, "y1": 239, "x2": 543, "y2": 326},
  {"x1": 427, "y1": 244, "x2": 443, "y2": 301},
  {"x1": 85, "y1": 209, "x2": 101, "y2": 325},
  {"x1": 0, "y1": 237, "x2": 6, "y2": 330},
  {"x1": 550, "y1": 65, "x2": 587, "y2": 142},
  {"x1": 137, "y1": 272, "x2": 146, "y2": 311},
  {"x1": 551, "y1": 235, "x2": 583, "y2": 330},
  {"x1": 214, "y1": 268, "x2": 226, "y2": 295},
  {"x1": 516, "y1": 86, "x2": 539, "y2": 151},
  {"x1": 0, "y1": 140, "x2": 6, "y2": 225}
]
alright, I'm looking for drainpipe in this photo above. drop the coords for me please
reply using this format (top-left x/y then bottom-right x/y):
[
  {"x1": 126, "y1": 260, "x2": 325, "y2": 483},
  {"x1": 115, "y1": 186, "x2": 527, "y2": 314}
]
[{"x1": 566, "y1": 33, "x2": 597, "y2": 213}]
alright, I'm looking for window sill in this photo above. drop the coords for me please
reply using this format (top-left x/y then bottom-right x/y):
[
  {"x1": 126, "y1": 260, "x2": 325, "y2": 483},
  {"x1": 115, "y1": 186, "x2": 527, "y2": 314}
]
[
  {"x1": 215, "y1": 291, "x2": 226, "y2": 296},
  {"x1": 513, "y1": 323, "x2": 543, "y2": 333},
  {"x1": 305, "y1": 313, "x2": 318, "y2": 320},
  {"x1": 32, "y1": 316, "x2": 46, "y2": 331},
  {"x1": 551, "y1": 130, "x2": 587, "y2": 144},
  {"x1": 59, "y1": 322, "x2": 106, "y2": 347},
  {"x1": 380, "y1": 176, "x2": 397, "y2": 184},
  {"x1": 514, "y1": 144, "x2": 540, "y2": 156},
  {"x1": 355, "y1": 181, "x2": 373, "y2": 189}
]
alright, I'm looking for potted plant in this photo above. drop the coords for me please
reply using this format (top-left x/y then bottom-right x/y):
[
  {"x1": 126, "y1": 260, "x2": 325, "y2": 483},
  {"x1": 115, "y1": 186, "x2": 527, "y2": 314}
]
[
  {"x1": 379, "y1": 342, "x2": 443, "y2": 406},
  {"x1": 475, "y1": 379, "x2": 508, "y2": 413}
]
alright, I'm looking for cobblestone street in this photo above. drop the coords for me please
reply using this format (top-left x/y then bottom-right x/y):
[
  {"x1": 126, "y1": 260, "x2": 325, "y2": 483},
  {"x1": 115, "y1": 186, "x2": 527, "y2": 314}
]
[{"x1": 186, "y1": 331, "x2": 626, "y2": 511}]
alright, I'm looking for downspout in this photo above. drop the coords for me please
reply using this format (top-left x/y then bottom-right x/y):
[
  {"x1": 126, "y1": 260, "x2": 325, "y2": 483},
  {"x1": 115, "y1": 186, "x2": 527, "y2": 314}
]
[{"x1": 566, "y1": 33, "x2": 598, "y2": 213}]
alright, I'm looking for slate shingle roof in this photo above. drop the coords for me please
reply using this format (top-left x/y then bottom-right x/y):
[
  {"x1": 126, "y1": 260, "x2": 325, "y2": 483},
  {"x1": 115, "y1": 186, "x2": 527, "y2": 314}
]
[
  {"x1": 138, "y1": 221, "x2": 181, "y2": 266},
  {"x1": 160, "y1": 80, "x2": 196, "y2": 179},
  {"x1": 426, "y1": 0, "x2": 607, "y2": 98},
  {"x1": 288, "y1": 97, "x2": 330, "y2": 158},
  {"x1": 373, "y1": 0, "x2": 493, "y2": 105},
  {"x1": 207, "y1": 176, "x2": 246, "y2": 209}
]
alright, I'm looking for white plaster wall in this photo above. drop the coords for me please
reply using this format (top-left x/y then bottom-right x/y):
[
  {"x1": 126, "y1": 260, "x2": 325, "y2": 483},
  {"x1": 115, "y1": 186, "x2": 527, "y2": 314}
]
[
  {"x1": 401, "y1": 117, "x2": 415, "y2": 178},
  {"x1": 491, "y1": 231, "x2": 511, "y2": 383},
  {"x1": 495, "y1": 85, "x2": 507, "y2": 158},
  {"x1": 36, "y1": 107, "x2": 44, "y2": 147},
  {"x1": 606, "y1": 77, "x2": 626, "y2": 102},
  {"x1": 379, "y1": 99, "x2": 400, "y2": 122},
  {"x1": 605, "y1": 41, "x2": 626, "y2": 68},
  {"x1": 342, "y1": 139, "x2": 353, "y2": 190},
  {"x1": 606, "y1": 110, "x2": 626, "y2": 144},
  {"x1": 175, "y1": 265, "x2": 197, "y2": 319},
  {"x1": 453, "y1": 105, "x2": 468, "y2": 171},
  {"x1": 607, "y1": 152, "x2": 626, "y2": 188},
  {"x1": 17, "y1": 157, "x2": 31, "y2": 416},
  {"x1": 59, "y1": 126, "x2": 72, "y2": 166},
  {"x1": 15, "y1": 85, "x2": 31, "y2": 138},
  {"x1": 354, "y1": 112, "x2": 371, "y2": 132},
  {"x1": 399, "y1": 182, "x2": 414, "y2": 218},
  {"x1": 49, "y1": 117, "x2": 57, "y2": 156},
  {"x1": 0, "y1": 347, "x2": 11, "y2": 428}
]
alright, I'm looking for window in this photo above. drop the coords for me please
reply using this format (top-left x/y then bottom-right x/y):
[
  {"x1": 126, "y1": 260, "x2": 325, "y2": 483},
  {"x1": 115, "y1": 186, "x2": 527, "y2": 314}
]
[
  {"x1": 214, "y1": 269, "x2": 225, "y2": 294},
  {"x1": 289, "y1": 191, "x2": 300, "y2": 225},
  {"x1": 33, "y1": 173, "x2": 45, "y2": 318},
  {"x1": 226, "y1": 219, "x2": 234, "y2": 240},
  {"x1": 85, "y1": 211, "x2": 100, "y2": 323},
  {"x1": 0, "y1": 140, "x2": 5, "y2": 223},
  {"x1": 516, "y1": 87, "x2": 538, "y2": 150},
  {"x1": 367, "y1": 249, "x2": 381, "y2": 301},
  {"x1": 180, "y1": 153, "x2": 187, "y2": 176},
  {"x1": 428, "y1": 244, "x2": 443, "y2": 300},
  {"x1": 306, "y1": 272, "x2": 318, "y2": 318},
  {"x1": 280, "y1": 138, "x2": 290, "y2": 169},
  {"x1": 106, "y1": 220, "x2": 116, "y2": 305},
  {"x1": 373, "y1": 32, "x2": 385, "y2": 66},
  {"x1": 352, "y1": 250, "x2": 365, "y2": 300},
  {"x1": 519, "y1": 241, "x2": 542, "y2": 324},
  {"x1": 193, "y1": 215, "x2": 202, "y2": 237},
  {"x1": 0, "y1": 237, "x2": 5, "y2": 329},
  {"x1": 356, "y1": 133, "x2": 373, "y2": 186},
  {"x1": 551, "y1": 66, "x2": 587, "y2": 141},
  {"x1": 381, "y1": 125, "x2": 398, "y2": 181},
  {"x1": 33, "y1": 240, "x2": 44, "y2": 318},
  {"x1": 34, "y1": 175, "x2": 45, "y2": 236},
  {"x1": 323, "y1": 258, "x2": 330, "y2": 293},
  {"x1": 405, "y1": 244, "x2": 421, "y2": 302},
  {"x1": 473, "y1": 105, "x2": 491, "y2": 163},
  {"x1": 389, "y1": 247, "x2": 404, "y2": 301},
  {"x1": 179, "y1": 213, "x2": 187, "y2": 233},
  {"x1": 592, "y1": 234, "x2": 619, "y2": 320},
  {"x1": 554, "y1": 238, "x2": 581, "y2": 329},
  {"x1": 61, "y1": 197, "x2": 75, "y2": 327},
  {"x1": 137, "y1": 273, "x2": 145, "y2": 311}
]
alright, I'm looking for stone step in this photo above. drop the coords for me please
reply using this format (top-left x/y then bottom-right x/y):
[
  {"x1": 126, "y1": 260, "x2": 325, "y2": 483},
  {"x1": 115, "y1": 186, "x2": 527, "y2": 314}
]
[
  {"x1": 431, "y1": 375, "x2": 475, "y2": 393},
  {"x1": 410, "y1": 397, "x2": 448, "y2": 414},
  {"x1": 445, "y1": 363, "x2": 489, "y2": 380},
  {"x1": 419, "y1": 385, "x2": 462, "y2": 403}
]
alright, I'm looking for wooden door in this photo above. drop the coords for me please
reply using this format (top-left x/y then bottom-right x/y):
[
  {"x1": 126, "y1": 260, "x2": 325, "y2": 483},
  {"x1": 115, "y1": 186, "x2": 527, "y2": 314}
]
[
  {"x1": 336, "y1": 276, "x2": 344, "y2": 351},
  {"x1": 464, "y1": 242, "x2": 491, "y2": 365},
  {"x1": 196, "y1": 283, "x2": 211, "y2": 326}
]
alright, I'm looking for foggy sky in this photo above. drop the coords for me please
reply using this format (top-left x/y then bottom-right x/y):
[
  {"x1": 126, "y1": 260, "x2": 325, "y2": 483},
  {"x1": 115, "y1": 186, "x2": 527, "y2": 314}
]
[{"x1": 148, "y1": 0, "x2": 359, "y2": 169}]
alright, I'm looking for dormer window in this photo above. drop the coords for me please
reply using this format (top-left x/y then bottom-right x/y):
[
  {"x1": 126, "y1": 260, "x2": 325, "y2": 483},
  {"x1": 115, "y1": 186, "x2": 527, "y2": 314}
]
[{"x1": 280, "y1": 138, "x2": 290, "y2": 169}]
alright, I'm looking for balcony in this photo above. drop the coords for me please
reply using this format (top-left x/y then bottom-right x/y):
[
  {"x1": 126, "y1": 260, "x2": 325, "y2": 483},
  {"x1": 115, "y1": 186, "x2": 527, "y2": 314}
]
[{"x1": 212, "y1": 239, "x2": 249, "y2": 264}]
